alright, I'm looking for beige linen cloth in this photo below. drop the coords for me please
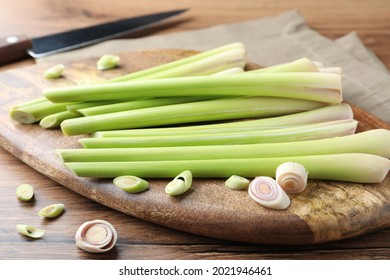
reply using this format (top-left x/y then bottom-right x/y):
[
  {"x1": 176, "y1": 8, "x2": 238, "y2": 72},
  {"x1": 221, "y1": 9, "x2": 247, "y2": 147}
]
[{"x1": 38, "y1": 10, "x2": 390, "y2": 123}]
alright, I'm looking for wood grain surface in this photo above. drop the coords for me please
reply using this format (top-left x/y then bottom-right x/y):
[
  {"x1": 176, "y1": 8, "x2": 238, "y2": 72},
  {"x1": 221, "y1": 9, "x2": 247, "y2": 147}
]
[
  {"x1": 1, "y1": 49, "x2": 390, "y2": 256},
  {"x1": 0, "y1": 0, "x2": 389, "y2": 260}
]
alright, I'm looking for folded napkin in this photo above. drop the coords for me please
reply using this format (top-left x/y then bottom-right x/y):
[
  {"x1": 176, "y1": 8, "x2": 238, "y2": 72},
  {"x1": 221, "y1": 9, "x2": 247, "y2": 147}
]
[{"x1": 38, "y1": 10, "x2": 389, "y2": 122}]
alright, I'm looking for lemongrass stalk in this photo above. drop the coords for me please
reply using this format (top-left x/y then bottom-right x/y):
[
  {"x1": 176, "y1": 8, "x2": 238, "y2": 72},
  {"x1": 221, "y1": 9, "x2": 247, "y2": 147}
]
[
  {"x1": 212, "y1": 67, "x2": 244, "y2": 76},
  {"x1": 12, "y1": 97, "x2": 47, "y2": 109},
  {"x1": 66, "y1": 101, "x2": 122, "y2": 114},
  {"x1": 78, "y1": 96, "x2": 215, "y2": 117},
  {"x1": 44, "y1": 73, "x2": 342, "y2": 104},
  {"x1": 10, "y1": 100, "x2": 70, "y2": 124},
  {"x1": 107, "y1": 42, "x2": 245, "y2": 82},
  {"x1": 58, "y1": 129, "x2": 390, "y2": 163},
  {"x1": 39, "y1": 111, "x2": 81, "y2": 128},
  {"x1": 93, "y1": 104, "x2": 353, "y2": 138},
  {"x1": 249, "y1": 58, "x2": 318, "y2": 73},
  {"x1": 136, "y1": 47, "x2": 246, "y2": 80},
  {"x1": 79, "y1": 120, "x2": 357, "y2": 148},
  {"x1": 61, "y1": 97, "x2": 325, "y2": 136},
  {"x1": 64, "y1": 153, "x2": 390, "y2": 183}
]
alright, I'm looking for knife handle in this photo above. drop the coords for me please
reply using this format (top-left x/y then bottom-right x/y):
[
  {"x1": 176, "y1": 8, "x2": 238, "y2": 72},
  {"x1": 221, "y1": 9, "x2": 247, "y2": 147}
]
[{"x1": 0, "y1": 35, "x2": 33, "y2": 65}]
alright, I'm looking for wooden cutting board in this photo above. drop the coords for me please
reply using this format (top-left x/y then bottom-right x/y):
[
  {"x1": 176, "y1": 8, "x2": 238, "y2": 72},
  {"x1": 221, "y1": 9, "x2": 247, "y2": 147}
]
[{"x1": 0, "y1": 49, "x2": 389, "y2": 245}]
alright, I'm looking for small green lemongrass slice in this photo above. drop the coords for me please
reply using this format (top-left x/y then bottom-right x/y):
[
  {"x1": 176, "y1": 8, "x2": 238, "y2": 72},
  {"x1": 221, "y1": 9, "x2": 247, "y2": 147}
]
[
  {"x1": 276, "y1": 162, "x2": 308, "y2": 193},
  {"x1": 16, "y1": 224, "x2": 45, "y2": 239},
  {"x1": 43, "y1": 64, "x2": 65, "y2": 79},
  {"x1": 248, "y1": 176, "x2": 290, "y2": 210},
  {"x1": 225, "y1": 175, "x2": 250, "y2": 190},
  {"x1": 16, "y1": 184, "x2": 34, "y2": 201},
  {"x1": 113, "y1": 175, "x2": 149, "y2": 193},
  {"x1": 75, "y1": 219, "x2": 117, "y2": 253},
  {"x1": 165, "y1": 170, "x2": 192, "y2": 196},
  {"x1": 97, "y1": 54, "x2": 120, "y2": 70},
  {"x1": 38, "y1": 203, "x2": 65, "y2": 218}
]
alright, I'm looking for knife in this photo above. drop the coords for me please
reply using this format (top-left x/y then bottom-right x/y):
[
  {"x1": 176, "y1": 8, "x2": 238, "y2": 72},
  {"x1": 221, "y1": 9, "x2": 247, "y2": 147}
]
[{"x1": 0, "y1": 9, "x2": 187, "y2": 65}]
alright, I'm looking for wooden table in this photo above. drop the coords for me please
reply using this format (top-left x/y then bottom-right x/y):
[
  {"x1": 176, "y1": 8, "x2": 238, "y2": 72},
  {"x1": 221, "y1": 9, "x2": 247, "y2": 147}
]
[{"x1": 0, "y1": 0, "x2": 389, "y2": 260}]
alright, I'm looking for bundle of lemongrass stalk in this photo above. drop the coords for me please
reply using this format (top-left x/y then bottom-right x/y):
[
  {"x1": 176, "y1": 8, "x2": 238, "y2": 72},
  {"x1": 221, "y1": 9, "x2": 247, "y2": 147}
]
[{"x1": 10, "y1": 43, "x2": 390, "y2": 183}]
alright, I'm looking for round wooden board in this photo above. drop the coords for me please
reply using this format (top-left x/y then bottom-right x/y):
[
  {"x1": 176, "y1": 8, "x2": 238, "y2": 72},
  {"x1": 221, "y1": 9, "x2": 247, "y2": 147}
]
[{"x1": 0, "y1": 49, "x2": 389, "y2": 245}]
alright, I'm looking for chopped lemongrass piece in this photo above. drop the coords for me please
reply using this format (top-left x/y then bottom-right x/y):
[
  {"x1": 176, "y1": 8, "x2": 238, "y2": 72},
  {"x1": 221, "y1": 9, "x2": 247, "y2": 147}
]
[
  {"x1": 93, "y1": 104, "x2": 353, "y2": 138},
  {"x1": 248, "y1": 176, "x2": 290, "y2": 210},
  {"x1": 44, "y1": 73, "x2": 343, "y2": 104},
  {"x1": 75, "y1": 220, "x2": 117, "y2": 253},
  {"x1": 38, "y1": 203, "x2": 65, "y2": 218},
  {"x1": 60, "y1": 97, "x2": 325, "y2": 135},
  {"x1": 79, "y1": 120, "x2": 357, "y2": 148},
  {"x1": 96, "y1": 54, "x2": 120, "y2": 70},
  {"x1": 276, "y1": 162, "x2": 308, "y2": 193},
  {"x1": 225, "y1": 175, "x2": 250, "y2": 190},
  {"x1": 63, "y1": 153, "x2": 390, "y2": 183},
  {"x1": 107, "y1": 42, "x2": 245, "y2": 82},
  {"x1": 16, "y1": 184, "x2": 34, "y2": 201},
  {"x1": 165, "y1": 170, "x2": 192, "y2": 196},
  {"x1": 43, "y1": 64, "x2": 65, "y2": 79},
  {"x1": 113, "y1": 176, "x2": 149, "y2": 193},
  {"x1": 16, "y1": 224, "x2": 45, "y2": 239}
]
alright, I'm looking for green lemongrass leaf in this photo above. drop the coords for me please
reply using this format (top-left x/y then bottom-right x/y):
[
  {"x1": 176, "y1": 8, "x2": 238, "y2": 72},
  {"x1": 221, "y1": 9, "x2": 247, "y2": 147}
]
[
  {"x1": 44, "y1": 73, "x2": 342, "y2": 104},
  {"x1": 79, "y1": 120, "x2": 357, "y2": 148},
  {"x1": 61, "y1": 97, "x2": 325, "y2": 136},
  {"x1": 93, "y1": 104, "x2": 353, "y2": 138},
  {"x1": 63, "y1": 153, "x2": 390, "y2": 183},
  {"x1": 58, "y1": 129, "x2": 390, "y2": 163}
]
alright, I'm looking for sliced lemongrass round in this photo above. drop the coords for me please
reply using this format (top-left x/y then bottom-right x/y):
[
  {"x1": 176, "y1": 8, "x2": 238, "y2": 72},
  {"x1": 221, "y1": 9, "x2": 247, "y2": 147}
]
[
  {"x1": 38, "y1": 203, "x2": 65, "y2": 218},
  {"x1": 43, "y1": 64, "x2": 65, "y2": 79},
  {"x1": 248, "y1": 176, "x2": 290, "y2": 210},
  {"x1": 276, "y1": 162, "x2": 308, "y2": 193},
  {"x1": 165, "y1": 170, "x2": 192, "y2": 196},
  {"x1": 225, "y1": 175, "x2": 250, "y2": 190},
  {"x1": 113, "y1": 175, "x2": 148, "y2": 193},
  {"x1": 16, "y1": 224, "x2": 45, "y2": 239},
  {"x1": 16, "y1": 184, "x2": 34, "y2": 201},
  {"x1": 75, "y1": 219, "x2": 117, "y2": 253},
  {"x1": 96, "y1": 54, "x2": 120, "y2": 70}
]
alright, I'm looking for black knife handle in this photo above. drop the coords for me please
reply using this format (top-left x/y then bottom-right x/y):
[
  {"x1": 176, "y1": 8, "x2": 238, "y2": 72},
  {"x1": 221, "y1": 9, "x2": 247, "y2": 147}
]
[{"x1": 0, "y1": 35, "x2": 33, "y2": 65}]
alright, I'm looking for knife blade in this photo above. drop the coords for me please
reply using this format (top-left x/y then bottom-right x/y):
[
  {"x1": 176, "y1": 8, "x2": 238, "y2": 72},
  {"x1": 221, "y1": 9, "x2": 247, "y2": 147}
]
[{"x1": 0, "y1": 9, "x2": 187, "y2": 65}]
